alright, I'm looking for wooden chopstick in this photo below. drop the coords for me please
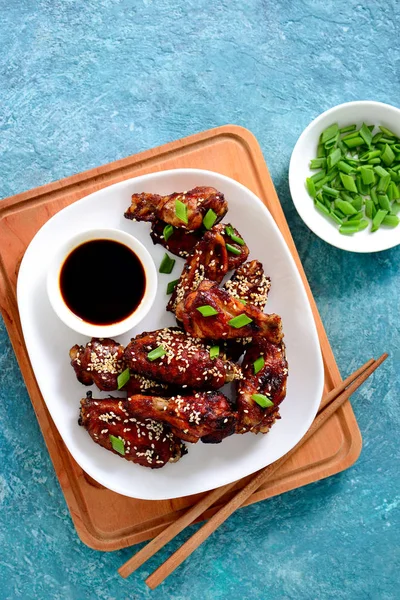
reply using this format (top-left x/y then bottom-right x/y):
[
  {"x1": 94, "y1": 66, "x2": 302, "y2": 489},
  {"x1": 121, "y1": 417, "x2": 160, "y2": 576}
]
[
  {"x1": 144, "y1": 353, "x2": 387, "y2": 589},
  {"x1": 118, "y1": 356, "x2": 375, "y2": 580},
  {"x1": 118, "y1": 354, "x2": 386, "y2": 585}
]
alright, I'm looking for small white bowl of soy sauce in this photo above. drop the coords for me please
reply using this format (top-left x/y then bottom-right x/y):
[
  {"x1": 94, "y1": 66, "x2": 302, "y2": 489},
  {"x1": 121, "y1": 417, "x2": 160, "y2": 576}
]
[{"x1": 47, "y1": 228, "x2": 157, "y2": 337}]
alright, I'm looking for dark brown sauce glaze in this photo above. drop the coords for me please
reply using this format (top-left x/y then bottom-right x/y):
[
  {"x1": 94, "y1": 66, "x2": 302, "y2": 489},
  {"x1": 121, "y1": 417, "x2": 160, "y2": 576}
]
[{"x1": 60, "y1": 239, "x2": 146, "y2": 325}]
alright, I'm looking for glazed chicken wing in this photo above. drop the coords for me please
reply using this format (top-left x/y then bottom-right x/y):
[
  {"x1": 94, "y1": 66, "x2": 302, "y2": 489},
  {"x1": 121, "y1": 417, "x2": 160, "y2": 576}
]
[
  {"x1": 168, "y1": 229, "x2": 229, "y2": 314},
  {"x1": 70, "y1": 338, "x2": 125, "y2": 391},
  {"x1": 180, "y1": 280, "x2": 283, "y2": 344},
  {"x1": 236, "y1": 338, "x2": 288, "y2": 434},
  {"x1": 124, "y1": 328, "x2": 241, "y2": 390},
  {"x1": 124, "y1": 186, "x2": 228, "y2": 230},
  {"x1": 224, "y1": 260, "x2": 271, "y2": 310},
  {"x1": 79, "y1": 395, "x2": 186, "y2": 468},
  {"x1": 128, "y1": 391, "x2": 237, "y2": 444}
]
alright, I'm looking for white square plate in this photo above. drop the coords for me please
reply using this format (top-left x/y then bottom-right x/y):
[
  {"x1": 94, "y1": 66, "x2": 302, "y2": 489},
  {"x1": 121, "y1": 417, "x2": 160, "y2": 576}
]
[{"x1": 17, "y1": 169, "x2": 324, "y2": 500}]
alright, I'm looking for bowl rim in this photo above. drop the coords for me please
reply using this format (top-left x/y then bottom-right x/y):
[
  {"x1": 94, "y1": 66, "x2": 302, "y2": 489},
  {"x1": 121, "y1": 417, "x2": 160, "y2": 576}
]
[
  {"x1": 289, "y1": 100, "x2": 400, "y2": 253},
  {"x1": 46, "y1": 227, "x2": 158, "y2": 337}
]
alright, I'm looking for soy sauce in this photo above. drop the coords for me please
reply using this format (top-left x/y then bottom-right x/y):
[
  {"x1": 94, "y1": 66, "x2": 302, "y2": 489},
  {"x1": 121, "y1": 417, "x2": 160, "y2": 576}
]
[{"x1": 60, "y1": 239, "x2": 146, "y2": 325}]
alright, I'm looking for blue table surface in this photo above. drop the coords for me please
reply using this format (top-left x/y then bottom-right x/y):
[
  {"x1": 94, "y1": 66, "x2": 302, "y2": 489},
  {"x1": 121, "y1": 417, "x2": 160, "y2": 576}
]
[{"x1": 1, "y1": 1, "x2": 399, "y2": 598}]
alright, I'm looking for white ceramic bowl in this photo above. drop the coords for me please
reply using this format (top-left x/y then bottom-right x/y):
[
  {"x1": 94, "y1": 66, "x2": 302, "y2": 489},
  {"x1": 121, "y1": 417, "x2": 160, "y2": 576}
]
[
  {"x1": 47, "y1": 228, "x2": 157, "y2": 337},
  {"x1": 289, "y1": 101, "x2": 400, "y2": 253}
]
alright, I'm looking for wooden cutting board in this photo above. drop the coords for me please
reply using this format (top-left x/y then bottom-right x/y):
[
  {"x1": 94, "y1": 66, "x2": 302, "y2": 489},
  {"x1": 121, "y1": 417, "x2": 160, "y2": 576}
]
[{"x1": 0, "y1": 125, "x2": 361, "y2": 551}]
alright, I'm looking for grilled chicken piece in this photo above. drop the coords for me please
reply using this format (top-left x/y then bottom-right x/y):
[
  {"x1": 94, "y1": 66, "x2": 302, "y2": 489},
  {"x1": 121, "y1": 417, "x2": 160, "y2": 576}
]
[
  {"x1": 150, "y1": 219, "x2": 202, "y2": 258},
  {"x1": 224, "y1": 260, "x2": 271, "y2": 310},
  {"x1": 124, "y1": 186, "x2": 228, "y2": 230},
  {"x1": 79, "y1": 395, "x2": 186, "y2": 468},
  {"x1": 213, "y1": 223, "x2": 249, "y2": 270},
  {"x1": 128, "y1": 391, "x2": 237, "y2": 444},
  {"x1": 124, "y1": 327, "x2": 241, "y2": 390},
  {"x1": 168, "y1": 229, "x2": 229, "y2": 314},
  {"x1": 180, "y1": 280, "x2": 283, "y2": 344},
  {"x1": 236, "y1": 338, "x2": 288, "y2": 434},
  {"x1": 70, "y1": 338, "x2": 125, "y2": 391}
]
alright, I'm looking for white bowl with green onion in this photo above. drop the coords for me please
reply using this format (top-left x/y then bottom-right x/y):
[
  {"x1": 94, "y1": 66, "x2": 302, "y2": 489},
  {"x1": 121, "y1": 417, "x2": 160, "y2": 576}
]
[{"x1": 289, "y1": 101, "x2": 400, "y2": 252}]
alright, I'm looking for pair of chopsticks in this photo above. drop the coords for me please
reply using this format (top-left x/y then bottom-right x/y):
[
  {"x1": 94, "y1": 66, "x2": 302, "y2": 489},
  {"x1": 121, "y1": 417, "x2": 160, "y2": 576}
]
[{"x1": 119, "y1": 353, "x2": 387, "y2": 588}]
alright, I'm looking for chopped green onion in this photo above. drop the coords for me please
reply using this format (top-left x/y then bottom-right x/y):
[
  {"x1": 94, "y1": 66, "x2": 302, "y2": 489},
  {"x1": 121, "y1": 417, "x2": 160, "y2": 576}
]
[
  {"x1": 203, "y1": 209, "x2": 217, "y2": 230},
  {"x1": 197, "y1": 305, "x2": 219, "y2": 317},
  {"x1": 310, "y1": 158, "x2": 327, "y2": 169},
  {"x1": 310, "y1": 170, "x2": 327, "y2": 183},
  {"x1": 377, "y1": 174, "x2": 391, "y2": 193},
  {"x1": 117, "y1": 368, "x2": 130, "y2": 390},
  {"x1": 390, "y1": 202, "x2": 400, "y2": 215},
  {"x1": 382, "y1": 214, "x2": 399, "y2": 227},
  {"x1": 317, "y1": 143, "x2": 326, "y2": 157},
  {"x1": 209, "y1": 345, "x2": 219, "y2": 359},
  {"x1": 175, "y1": 199, "x2": 188, "y2": 224},
  {"x1": 251, "y1": 394, "x2": 274, "y2": 408},
  {"x1": 322, "y1": 185, "x2": 339, "y2": 197},
  {"x1": 339, "y1": 124, "x2": 356, "y2": 134},
  {"x1": 159, "y1": 253, "x2": 175, "y2": 274},
  {"x1": 110, "y1": 435, "x2": 125, "y2": 455},
  {"x1": 339, "y1": 223, "x2": 359, "y2": 235},
  {"x1": 338, "y1": 161, "x2": 354, "y2": 174},
  {"x1": 226, "y1": 243, "x2": 241, "y2": 255},
  {"x1": 334, "y1": 199, "x2": 358, "y2": 215},
  {"x1": 321, "y1": 123, "x2": 339, "y2": 144},
  {"x1": 306, "y1": 178, "x2": 316, "y2": 198},
  {"x1": 163, "y1": 224, "x2": 174, "y2": 242},
  {"x1": 339, "y1": 173, "x2": 358, "y2": 193},
  {"x1": 381, "y1": 144, "x2": 395, "y2": 166},
  {"x1": 360, "y1": 167, "x2": 375, "y2": 186},
  {"x1": 238, "y1": 298, "x2": 247, "y2": 305},
  {"x1": 371, "y1": 209, "x2": 388, "y2": 232},
  {"x1": 228, "y1": 314, "x2": 253, "y2": 328},
  {"x1": 359, "y1": 123, "x2": 373, "y2": 148},
  {"x1": 147, "y1": 345, "x2": 166, "y2": 361},
  {"x1": 327, "y1": 148, "x2": 341, "y2": 170},
  {"x1": 343, "y1": 136, "x2": 364, "y2": 148},
  {"x1": 315, "y1": 200, "x2": 330, "y2": 216},
  {"x1": 253, "y1": 356, "x2": 265, "y2": 375},
  {"x1": 166, "y1": 279, "x2": 180, "y2": 295},
  {"x1": 374, "y1": 165, "x2": 390, "y2": 177},
  {"x1": 379, "y1": 126, "x2": 397, "y2": 138},
  {"x1": 378, "y1": 194, "x2": 391, "y2": 212},
  {"x1": 225, "y1": 225, "x2": 245, "y2": 246}
]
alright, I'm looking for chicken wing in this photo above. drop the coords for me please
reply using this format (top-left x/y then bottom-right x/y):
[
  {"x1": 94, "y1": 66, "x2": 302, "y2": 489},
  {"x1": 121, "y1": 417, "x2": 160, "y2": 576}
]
[
  {"x1": 150, "y1": 219, "x2": 202, "y2": 258},
  {"x1": 224, "y1": 260, "x2": 271, "y2": 310},
  {"x1": 70, "y1": 338, "x2": 125, "y2": 391},
  {"x1": 79, "y1": 395, "x2": 186, "y2": 468},
  {"x1": 124, "y1": 186, "x2": 228, "y2": 230},
  {"x1": 124, "y1": 327, "x2": 241, "y2": 390},
  {"x1": 180, "y1": 280, "x2": 283, "y2": 344},
  {"x1": 125, "y1": 373, "x2": 172, "y2": 396},
  {"x1": 236, "y1": 338, "x2": 288, "y2": 434},
  {"x1": 128, "y1": 391, "x2": 237, "y2": 444},
  {"x1": 168, "y1": 229, "x2": 229, "y2": 314}
]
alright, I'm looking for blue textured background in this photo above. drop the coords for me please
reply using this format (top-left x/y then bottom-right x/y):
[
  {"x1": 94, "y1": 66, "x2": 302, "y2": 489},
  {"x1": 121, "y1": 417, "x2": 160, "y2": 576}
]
[{"x1": 1, "y1": 1, "x2": 399, "y2": 598}]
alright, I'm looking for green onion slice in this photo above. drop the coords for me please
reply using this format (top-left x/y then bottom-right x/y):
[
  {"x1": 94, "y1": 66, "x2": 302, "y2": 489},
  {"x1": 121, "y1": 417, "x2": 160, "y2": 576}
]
[
  {"x1": 197, "y1": 305, "x2": 219, "y2": 317},
  {"x1": 109, "y1": 435, "x2": 125, "y2": 455},
  {"x1": 147, "y1": 345, "x2": 166, "y2": 361},
  {"x1": 166, "y1": 279, "x2": 180, "y2": 295},
  {"x1": 225, "y1": 225, "x2": 245, "y2": 246},
  {"x1": 117, "y1": 368, "x2": 130, "y2": 390},
  {"x1": 163, "y1": 224, "x2": 174, "y2": 242},
  {"x1": 203, "y1": 209, "x2": 217, "y2": 230},
  {"x1": 228, "y1": 314, "x2": 253, "y2": 328},
  {"x1": 159, "y1": 253, "x2": 175, "y2": 274},
  {"x1": 209, "y1": 345, "x2": 219, "y2": 359},
  {"x1": 175, "y1": 199, "x2": 188, "y2": 224},
  {"x1": 251, "y1": 394, "x2": 274, "y2": 408},
  {"x1": 253, "y1": 356, "x2": 265, "y2": 375},
  {"x1": 226, "y1": 243, "x2": 241, "y2": 255}
]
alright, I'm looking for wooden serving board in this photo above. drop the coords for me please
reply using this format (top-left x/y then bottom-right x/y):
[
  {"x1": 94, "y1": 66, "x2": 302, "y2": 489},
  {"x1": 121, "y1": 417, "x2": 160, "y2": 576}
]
[{"x1": 0, "y1": 125, "x2": 361, "y2": 551}]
